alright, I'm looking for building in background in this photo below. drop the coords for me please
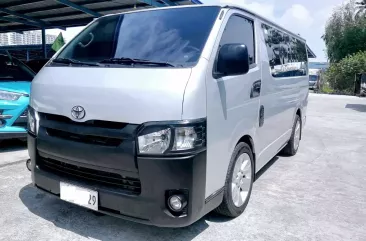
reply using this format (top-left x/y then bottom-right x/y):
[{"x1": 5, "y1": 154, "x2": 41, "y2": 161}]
[
  {"x1": 0, "y1": 33, "x2": 9, "y2": 45},
  {"x1": 0, "y1": 31, "x2": 57, "y2": 46}
]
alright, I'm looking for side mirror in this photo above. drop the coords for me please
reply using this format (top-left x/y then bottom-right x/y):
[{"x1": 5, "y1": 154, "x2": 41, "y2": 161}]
[{"x1": 214, "y1": 44, "x2": 250, "y2": 79}]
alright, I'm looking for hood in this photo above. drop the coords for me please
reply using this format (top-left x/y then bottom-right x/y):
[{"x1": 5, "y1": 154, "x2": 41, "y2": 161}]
[
  {"x1": 0, "y1": 81, "x2": 31, "y2": 94},
  {"x1": 31, "y1": 67, "x2": 192, "y2": 124}
]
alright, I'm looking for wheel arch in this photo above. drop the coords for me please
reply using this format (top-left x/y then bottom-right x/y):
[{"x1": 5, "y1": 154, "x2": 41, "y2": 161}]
[
  {"x1": 296, "y1": 108, "x2": 302, "y2": 119},
  {"x1": 295, "y1": 108, "x2": 302, "y2": 139},
  {"x1": 236, "y1": 135, "x2": 256, "y2": 172}
]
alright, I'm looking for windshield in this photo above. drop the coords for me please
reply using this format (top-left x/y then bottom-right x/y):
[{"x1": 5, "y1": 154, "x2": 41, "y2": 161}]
[
  {"x1": 309, "y1": 75, "x2": 318, "y2": 82},
  {"x1": 55, "y1": 6, "x2": 220, "y2": 68},
  {"x1": 0, "y1": 55, "x2": 35, "y2": 81},
  {"x1": 308, "y1": 62, "x2": 329, "y2": 70}
]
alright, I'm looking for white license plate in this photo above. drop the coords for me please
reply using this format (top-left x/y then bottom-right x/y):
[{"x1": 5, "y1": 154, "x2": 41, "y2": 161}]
[{"x1": 60, "y1": 182, "x2": 98, "y2": 211}]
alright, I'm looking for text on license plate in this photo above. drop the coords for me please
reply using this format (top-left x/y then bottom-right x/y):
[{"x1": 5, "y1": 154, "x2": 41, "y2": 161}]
[{"x1": 60, "y1": 182, "x2": 98, "y2": 211}]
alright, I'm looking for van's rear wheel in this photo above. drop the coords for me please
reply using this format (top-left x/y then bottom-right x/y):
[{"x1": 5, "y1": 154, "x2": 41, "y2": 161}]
[
  {"x1": 215, "y1": 142, "x2": 254, "y2": 217},
  {"x1": 281, "y1": 115, "x2": 302, "y2": 156}
]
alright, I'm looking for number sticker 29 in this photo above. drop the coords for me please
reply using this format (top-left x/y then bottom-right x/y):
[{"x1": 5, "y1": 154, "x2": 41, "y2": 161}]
[
  {"x1": 89, "y1": 194, "x2": 97, "y2": 206},
  {"x1": 60, "y1": 182, "x2": 99, "y2": 211}
]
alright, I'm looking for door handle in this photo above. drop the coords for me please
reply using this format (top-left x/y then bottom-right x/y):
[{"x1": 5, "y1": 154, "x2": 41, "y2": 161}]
[
  {"x1": 259, "y1": 105, "x2": 264, "y2": 127},
  {"x1": 250, "y1": 80, "x2": 261, "y2": 98}
]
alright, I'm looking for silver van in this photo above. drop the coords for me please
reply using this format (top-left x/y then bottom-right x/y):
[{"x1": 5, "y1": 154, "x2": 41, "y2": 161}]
[{"x1": 28, "y1": 4, "x2": 309, "y2": 227}]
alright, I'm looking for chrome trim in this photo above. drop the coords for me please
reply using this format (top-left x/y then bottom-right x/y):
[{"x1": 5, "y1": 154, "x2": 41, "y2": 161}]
[{"x1": 0, "y1": 115, "x2": 12, "y2": 119}]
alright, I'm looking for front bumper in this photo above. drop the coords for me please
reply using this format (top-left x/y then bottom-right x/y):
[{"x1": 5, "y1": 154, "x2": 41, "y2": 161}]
[
  {"x1": 28, "y1": 134, "x2": 220, "y2": 227},
  {"x1": 0, "y1": 97, "x2": 28, "y2": 139},
  {"x1": 309, "y1": 82, "x2": 317, "y2": 89},
  {"x1": 0, "y1": 131, "x2": 26, "y2": 140}
]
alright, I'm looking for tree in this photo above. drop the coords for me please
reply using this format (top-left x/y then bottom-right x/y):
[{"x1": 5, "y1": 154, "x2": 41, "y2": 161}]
[
  {"x1": 323, "y1": 0, "x2": 366, "y2": 63},
  {"x1": 356, "y1": 0, "x2": 366, "y2": 17},
  {"x1": 326, "y1": 51, "x2": 366, "y2": 92}
]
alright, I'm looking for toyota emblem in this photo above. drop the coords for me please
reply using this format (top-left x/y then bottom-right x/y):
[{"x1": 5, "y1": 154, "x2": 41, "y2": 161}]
[{"x1": 71, "y1": 106, "x2": 86, "y2": 120}]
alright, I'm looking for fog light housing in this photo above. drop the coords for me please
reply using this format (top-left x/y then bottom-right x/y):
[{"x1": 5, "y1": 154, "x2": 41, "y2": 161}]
[
  {"x1": 0, "y1": 119, "x2": 5, "y2": 127},
  {"x1": 168, "y1": 194, "x2": 187, "y2": 212}
]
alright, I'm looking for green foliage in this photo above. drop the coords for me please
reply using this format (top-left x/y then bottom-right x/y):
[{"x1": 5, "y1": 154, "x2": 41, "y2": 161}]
[
  {"x1": 355, "y1": 0, "x2": 366, "y2": 17},
  {"x1": 326, "y1": 51, "x2": 366, "y2": 92},
  {"x1": 323, "y1": 0, "x2": 366, "y2": 63},
  {"x1": 321, "y1": 84, "x2": 335, "y2": 94}
]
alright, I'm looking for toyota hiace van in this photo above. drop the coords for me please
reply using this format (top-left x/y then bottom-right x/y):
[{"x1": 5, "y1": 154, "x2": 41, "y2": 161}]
[{"x1": 28, "y1": 4, "x2": 310, "y2": 227}]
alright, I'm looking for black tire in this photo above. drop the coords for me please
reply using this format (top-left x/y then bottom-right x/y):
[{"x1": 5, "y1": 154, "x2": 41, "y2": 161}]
[
  {"x1": 19, "y1": 138, "x2": 27, "y2": 143},
  {"x1": 281, "y1": 115, "x2": 301, "y2": 156},
  {"x1": 215, "y1": 142, "x2": 254, "y2": 217}
]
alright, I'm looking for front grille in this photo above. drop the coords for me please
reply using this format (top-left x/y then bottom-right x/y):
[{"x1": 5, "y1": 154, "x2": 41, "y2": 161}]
[
  {"x1": 40, "y1": 113, "x2": 129, "y2": 147},
  {"x1": 38, "y1": 158, "x2": 141, "y2": 194},
  {"x1": 41, "y1": 113, "x2": 128, "y2": 129},
  {"x1": 47, "y1": 128, "x2": 122, "y2": 147}
]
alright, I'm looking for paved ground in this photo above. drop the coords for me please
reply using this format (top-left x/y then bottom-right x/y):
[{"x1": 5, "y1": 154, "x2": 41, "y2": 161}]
[{"x1": 0, "y1": 93, "x2": 366, "y2": 241}]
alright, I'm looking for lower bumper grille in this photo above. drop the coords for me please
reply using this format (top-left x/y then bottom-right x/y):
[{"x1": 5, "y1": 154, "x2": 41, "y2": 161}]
[
  {"x1": 13, "y1": 108, "x2": 28, "y2": 129},
  {"x1": 21, "y1": 108, "x2": 28, "y2": 117},
  {"x1": 38, "y1": 158, "x2": 141, "y2": 195}
]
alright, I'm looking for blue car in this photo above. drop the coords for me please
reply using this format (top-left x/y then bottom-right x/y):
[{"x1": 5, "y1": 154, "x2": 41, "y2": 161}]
[{"x1": 0, "y1": 54, "x2": 35, "y2": 140}]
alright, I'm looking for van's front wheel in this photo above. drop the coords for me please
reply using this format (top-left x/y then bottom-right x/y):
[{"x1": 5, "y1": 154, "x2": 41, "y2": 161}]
[{"x1": 215, "y1": 142, "x2": 254, "y2": 217}]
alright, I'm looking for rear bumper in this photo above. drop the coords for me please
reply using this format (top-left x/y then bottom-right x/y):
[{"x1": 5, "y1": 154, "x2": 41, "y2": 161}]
[{"x1": 28, "y1": 134, "x2": 222, "y2": 227}]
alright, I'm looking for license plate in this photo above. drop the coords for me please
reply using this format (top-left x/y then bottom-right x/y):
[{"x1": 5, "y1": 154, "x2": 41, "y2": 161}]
[{"x1": 60, "y1": 182, "x2": 98, "y2": 211}]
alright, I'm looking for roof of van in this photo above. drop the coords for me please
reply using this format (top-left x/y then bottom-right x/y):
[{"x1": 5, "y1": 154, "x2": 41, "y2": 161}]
[
  {"x1": 105, "y1": 4, "x2": 303, "y2": 40},
  {"x1": 0, "y1": 0, "x2": 198, "y2": 33},
  {"x1": 103, "y1": 4, "x2": 317, "y2": 58}
]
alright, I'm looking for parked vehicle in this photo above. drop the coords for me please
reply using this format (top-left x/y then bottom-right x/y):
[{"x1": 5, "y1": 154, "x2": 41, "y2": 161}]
[
  {"x1": 25, "y1": 59, "x2": 50, "y2": 73},
  {"x1": 0, "y1": 54, "x2": 35, "y2": 140},
  {"x1": 28, "y1": 4, "x2": 309, "y2": 227},
  {"x1": 309, "y1": 69, "x2": 320, "y2": 90}
]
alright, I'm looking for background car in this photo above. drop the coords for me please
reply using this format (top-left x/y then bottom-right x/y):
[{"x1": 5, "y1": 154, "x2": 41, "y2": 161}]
[
  {"x1": 0, "y1": 54, "x2": 35, "y2": 141},
  {"x1": 25, "y1": 58, "x2": 50, "y2": 73},
  {"x1": 309, "y1": 74, "x2": 319, "y2": 90}
]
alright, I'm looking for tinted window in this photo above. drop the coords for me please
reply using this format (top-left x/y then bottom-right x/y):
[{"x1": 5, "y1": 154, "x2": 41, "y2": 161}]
[
  {"x1": 0, "y1": 55, "x2": 34, "y2": 81},
  {"x1": 309, "y1": 75, "x2": 318, "y2": 82},
  {"x1": 262, "y1": 24, "x2": 307, "y2": 78},
  {"x1": 218, "y1": 15, "x2": 255, "y2": 65},
  {"x1": 56, "y1": 7, "x2": 220, "y2": 68}
]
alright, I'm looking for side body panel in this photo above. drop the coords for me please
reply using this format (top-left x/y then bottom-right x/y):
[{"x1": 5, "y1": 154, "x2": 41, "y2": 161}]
[
  {"x1": 255, "y1": 20, "x2": 309, "y2": 171},
  {"x1": 203, "y1": 9, "x2": 261, "y2": 198}
]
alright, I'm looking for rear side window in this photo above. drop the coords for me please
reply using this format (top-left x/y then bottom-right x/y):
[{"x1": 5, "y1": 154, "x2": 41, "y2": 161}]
[
  {"x1": 262, "y1": 24, "x2": 308, "y2": 78},
  {"x1": 219, "y1": 15, "x2": 255, "y2": 66}
]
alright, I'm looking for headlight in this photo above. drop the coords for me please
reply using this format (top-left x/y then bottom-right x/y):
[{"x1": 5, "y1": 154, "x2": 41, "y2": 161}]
[
  {"x1": 0, "y1": 90, "x2": 27, "y2": 101},
  {"x1": 27, "y1": 106, "x2": 39, "y2": 135},
  {"x1": 173, "y1": 127, "x2": 198, "y2": 151},
  {"x1": 137, "y1": 119, "x2": 206, "y2": 155},
  {"x1": 138, "y1": 128, "x2": 171, "y2": 154}
]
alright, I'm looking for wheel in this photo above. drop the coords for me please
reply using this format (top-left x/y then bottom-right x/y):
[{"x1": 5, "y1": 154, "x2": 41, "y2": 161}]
[
  {"x1": 215, "y1": 142, "x2": 254, "y2": 217},
  {"x1": 281, "y1": 115, "x2": 302, "y2": 156},
  {"x1": 19, "y1": 138, "x2": 27, "y2": 143}
]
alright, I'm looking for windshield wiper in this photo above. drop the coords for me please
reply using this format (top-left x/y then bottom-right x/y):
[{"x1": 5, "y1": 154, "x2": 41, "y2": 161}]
[
  {"x1": 52, "y1": 58, "x2": 100, "y2": 67},
  {"x1": 99, "y1": 58, "x2": 176, "y2": 67}
]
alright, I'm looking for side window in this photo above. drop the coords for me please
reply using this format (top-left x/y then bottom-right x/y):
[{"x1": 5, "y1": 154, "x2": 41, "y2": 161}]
[
  {"x1": 262, "y1": 24, "x2": 308, "y2": 78},
  {"x1": 219, "y1": 15, "x2": 255, "y2": 65}
]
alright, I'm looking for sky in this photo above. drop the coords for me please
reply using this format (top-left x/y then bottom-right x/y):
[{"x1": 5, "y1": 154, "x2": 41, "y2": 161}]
[{"x1": 47, "y1": 0, "x2": 349, "y2": 62}]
